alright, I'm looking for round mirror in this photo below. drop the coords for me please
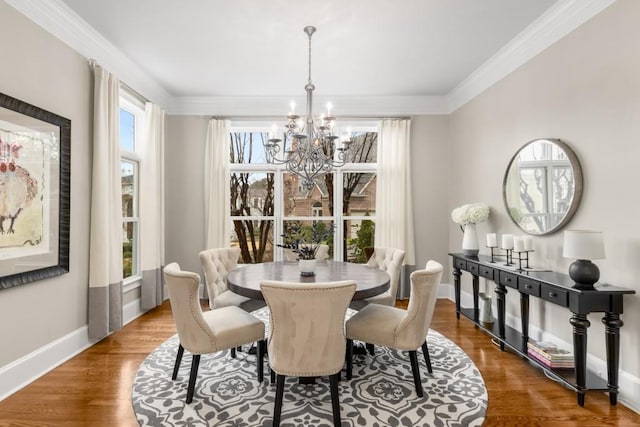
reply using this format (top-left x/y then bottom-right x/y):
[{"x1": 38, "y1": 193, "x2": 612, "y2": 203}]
[{"x1": 503, "y1": 138, "x2": 583, "y2": 235}]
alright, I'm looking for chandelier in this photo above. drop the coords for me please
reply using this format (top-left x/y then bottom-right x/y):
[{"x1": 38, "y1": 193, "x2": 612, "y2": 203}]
[{"x1": 265, "y1": 26, "x2": 353, "y2": 190}]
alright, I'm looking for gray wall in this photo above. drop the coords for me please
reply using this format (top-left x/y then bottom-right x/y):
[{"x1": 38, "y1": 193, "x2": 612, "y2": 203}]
[
  {"x1": 0, "y1": 2, "x2": 92, "y2": 366},
  {"x1": 448, "y1": 0, "x2": 640, "y2": 378},
  {"x1": 410, "y1": 115, "x2": 451, "y2": 274},
  {"x1": 165, "y1": 116, "x2": 209, "y2": 275}
]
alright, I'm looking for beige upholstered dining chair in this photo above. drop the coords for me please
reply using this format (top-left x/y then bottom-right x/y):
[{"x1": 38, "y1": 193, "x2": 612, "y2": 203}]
[
  {"x1": 164, "y1": 263, "x2": 266, "y2": 404},
  {"x1": 351, "y1": 247, "x2": 405, "y2": 310},
  {"x1": 345, "y1": 260, "x2": 443, "y2": 397},
  {"x1": 260, "y1": 280, "x2": 356, "y2": 427},
  {"x1": 200, "y1": 247, "x2": 265, "y2": 312}
]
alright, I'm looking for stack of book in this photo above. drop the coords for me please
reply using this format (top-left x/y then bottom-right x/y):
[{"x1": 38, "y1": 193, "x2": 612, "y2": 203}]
[{"x1": 527, "y1": 340, "x2": 574, "y2": 370}]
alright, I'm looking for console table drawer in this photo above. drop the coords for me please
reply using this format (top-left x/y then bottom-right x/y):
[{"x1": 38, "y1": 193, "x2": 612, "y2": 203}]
[
  {"x1": 467, "y1": 262, "x2": 479, "y2": 275},
  {"x1": 541, "y1": 284, "x2": 569, "y2": 307},
  {"x1": 499, "y1": 271, "x2": 518, "y2": 289},
  {"x1": 454, "y1": 258, "x2": 466, "y2": 270},
  {"x1": 479, "y1": 265, "x2": 494, "y2": 280},
  {"x1": 519, "y1": 277, "x2": 540, "y2": 297}
]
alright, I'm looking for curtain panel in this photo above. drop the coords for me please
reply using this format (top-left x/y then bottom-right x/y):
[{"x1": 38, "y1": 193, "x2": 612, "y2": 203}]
[
  {"x1": 140, "y1": 103, "x2": 166, "y2": 310},
  {"x1": 204, "y1": 119, "x2": 231, "y2": 249},
  {"x1": 88, "y1": 65, "x2": 123, "y2": 339},
  {"x1": 375, "y1": 119, "x2": 416, "y2": 299}
]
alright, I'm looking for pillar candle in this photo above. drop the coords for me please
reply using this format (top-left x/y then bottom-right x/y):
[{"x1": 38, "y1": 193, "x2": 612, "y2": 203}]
[
  {"x1": 513, "y1": 236, "x2": 525, "y2": 252},
  {"x1": 524, "y1": 236, "x2": 534, "y2": 251},
  {"x1": 486, "y1": 233, "x2": 497, "y2": 247},
  {"x1": 502, "y1": 234, "x2": 514, "y2": 250}
]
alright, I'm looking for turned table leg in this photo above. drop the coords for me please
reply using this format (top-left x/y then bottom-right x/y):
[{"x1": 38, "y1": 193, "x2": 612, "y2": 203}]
[
  {"x1": 602, "y1": 313, "x2": 623, "y2": 405},
  {"x1": 494, "y1": 284, "x2": 507, "y2": 351},
  {"x1": 570, "y1": 313, "x2": 590, "y2": 406},
  {"x1": 453, "y1": 267, "x2": 461, "y2": 320}
]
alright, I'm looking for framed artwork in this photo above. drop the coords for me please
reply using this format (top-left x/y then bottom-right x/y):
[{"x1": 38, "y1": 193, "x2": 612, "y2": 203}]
[{"x1": 0, "y1": 92, "x2": 70, "y2": 290}]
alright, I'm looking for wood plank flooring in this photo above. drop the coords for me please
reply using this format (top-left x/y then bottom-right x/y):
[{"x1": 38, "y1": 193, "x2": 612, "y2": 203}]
[{"x1": 1, "y1": 299, "x2": 639, "y2": 426}]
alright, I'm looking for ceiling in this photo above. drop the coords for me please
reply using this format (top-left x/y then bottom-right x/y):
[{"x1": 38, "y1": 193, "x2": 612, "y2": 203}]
[
  {"x1": 10, "y1": 0, "x2": 612, "y2": 114},
  {"x1": 57, "y1": 0, "x2": 557, "y2": 99}
]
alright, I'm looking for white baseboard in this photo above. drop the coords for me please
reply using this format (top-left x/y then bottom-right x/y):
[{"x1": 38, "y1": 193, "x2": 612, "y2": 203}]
[
  {"x1": 442, "y1": 282, "x2": 640, "y2": 414},
  {"x1": 0, "y1": 324, "x2": 95, "y2": 402},
  {"x1": 0, "y1": 297, "x2": 146, "y2": 402}
]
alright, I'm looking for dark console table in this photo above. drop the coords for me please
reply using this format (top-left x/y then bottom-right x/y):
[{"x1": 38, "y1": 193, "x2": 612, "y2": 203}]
[{"x1": 449, "y1": 253, "x2": 635, "y2": 406}]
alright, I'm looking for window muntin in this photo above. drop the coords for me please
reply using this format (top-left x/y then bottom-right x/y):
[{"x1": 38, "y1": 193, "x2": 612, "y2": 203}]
[{"x1": 229, "y1": 126, "x2": 377, "y2": 263}]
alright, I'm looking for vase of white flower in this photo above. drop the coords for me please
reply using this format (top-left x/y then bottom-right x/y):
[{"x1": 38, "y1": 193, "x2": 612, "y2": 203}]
[
  {"x1": 461, "y1": 223, "x2": 479, "y2": 256},
  {"x1": 451, "y1": 203, "x2": 490, "y2": 257}
]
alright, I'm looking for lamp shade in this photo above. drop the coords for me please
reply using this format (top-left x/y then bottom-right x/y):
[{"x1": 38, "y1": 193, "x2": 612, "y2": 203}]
[{"x1": 563, "y1": 230, "x2": 605, "y2": 260}]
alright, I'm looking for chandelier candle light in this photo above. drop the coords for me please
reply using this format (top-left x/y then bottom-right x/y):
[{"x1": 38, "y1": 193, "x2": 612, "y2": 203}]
[{"x1": 265, "y1": 26, "x2": 353, "y2": 190}]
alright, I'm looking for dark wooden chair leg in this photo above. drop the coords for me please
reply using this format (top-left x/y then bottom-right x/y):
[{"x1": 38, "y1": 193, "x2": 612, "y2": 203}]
[
  {"x1": 409, "y1": 350, "x2": 423, "y2": 397},
  {"x1": 422, "y1": 341, "x2": 433, "y2": 374},
  {"x1": 346, "y1": 339, "x2": 353, "y2": 380},
  {"x1": 231, "y1": 347, "x2": 236, "y2": 358},
  {"x1": 330, "y1": 372, "x2": 341, "y2": 426},
  {"x1": 270, "y1": 367, "x2": 276, "y2": 384},
  {"x1": 366, "y1": 343, "x2": 375, "y2": 355},
  {"x1": 257, "y1": 340, "x2": 265, "y2": 382},
  {"x1": 186, "y1": 354, "x2": 201, "y2": 404},
  {"x1": 172, "y1": 344, "x2": 184, "y2": 380},
  {"x1": 273, "y1": 374, "x2": 286, "y2": 427}
]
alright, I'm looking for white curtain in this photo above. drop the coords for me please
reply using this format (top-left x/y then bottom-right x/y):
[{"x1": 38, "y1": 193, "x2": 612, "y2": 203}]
[
  {"x1": 88, "y1": 65, "x2": 123, "y2": 339},
  {"x1": 204, "y1": 118, "x2": 231, "y2": 249},
  {"x1": 140, "y1": 103, "x2": 166, "y2": 310},
  {"x1": 375, "y1": 119, "x2": 416, "y2": 298}
]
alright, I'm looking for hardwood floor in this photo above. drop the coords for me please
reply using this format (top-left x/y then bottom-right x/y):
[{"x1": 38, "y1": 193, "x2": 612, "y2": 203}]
[{"x1": 1, "y1": 299, "x2": 639, "y2": 426}]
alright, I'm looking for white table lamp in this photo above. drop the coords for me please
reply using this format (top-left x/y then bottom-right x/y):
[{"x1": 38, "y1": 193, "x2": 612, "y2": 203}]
[{"x1": 563, "y1": 230, "x2": 605, "y2": 290}]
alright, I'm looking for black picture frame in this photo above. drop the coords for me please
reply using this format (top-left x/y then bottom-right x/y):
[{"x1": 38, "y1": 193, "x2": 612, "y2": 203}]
[{"x1": 0, "y1": 92, "x2": 70, "y2": 290}]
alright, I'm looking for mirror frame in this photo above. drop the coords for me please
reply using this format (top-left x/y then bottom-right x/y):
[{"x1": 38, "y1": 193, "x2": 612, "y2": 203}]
[{"x1": 502, "y1": 138, "x2": 583, "y2": 235}]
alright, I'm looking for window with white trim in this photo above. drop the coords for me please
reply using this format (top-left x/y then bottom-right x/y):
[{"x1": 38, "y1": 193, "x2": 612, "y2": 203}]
[
  {"x1": 229, "y1": 123, "x2": 377, "y2": 264},
  {"x1": 119, "y1": 94, "x2": 143, "y2": 282}
]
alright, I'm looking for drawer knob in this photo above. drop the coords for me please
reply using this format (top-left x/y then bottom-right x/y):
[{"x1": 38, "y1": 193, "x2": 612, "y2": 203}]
[
  {"x1": 525, "y1": 284, "x2": 531, "y2": 289},
  {"x1": 506, "y1": 278, "x2": 511, "y2": 282},
  {"x1": 549, "y1": 292, "x2": 557, "y2": 298}
]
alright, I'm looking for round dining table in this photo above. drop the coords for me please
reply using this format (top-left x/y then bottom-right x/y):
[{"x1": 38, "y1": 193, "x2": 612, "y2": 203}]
[{"x1": 227, "y1": 261, "x2": 390, "y2": 301}]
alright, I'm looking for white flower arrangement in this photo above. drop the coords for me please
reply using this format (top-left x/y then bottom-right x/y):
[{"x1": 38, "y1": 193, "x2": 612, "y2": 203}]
[{"x1": 451, "y1": 203, "x2": 490, "y2": 225}]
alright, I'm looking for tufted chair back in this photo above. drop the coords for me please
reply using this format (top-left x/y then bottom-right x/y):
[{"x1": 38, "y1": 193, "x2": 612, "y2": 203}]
[
  {"x1": 395, "y1": 260, "x2": 443, "y2": 349},
  {"x1": 164, "y1": 263, "x2": 217, "y2": 354},
  {"x1": 366, "y1": 247, "x2": 406, "y2": 304},
  {"x1": 261, "y1": 280, "x2": 356, "y2": 376},
  {"x1": 199, "y1": 247, "x2": 241, "y2": 309}
]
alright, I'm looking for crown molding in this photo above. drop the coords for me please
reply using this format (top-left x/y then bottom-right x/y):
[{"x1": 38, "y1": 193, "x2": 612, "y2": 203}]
[
  {"x1": 446, "y1": 0, "x2": 616, "y2": 112},
  {"x1": 167, "y1": 95, "x2": 449, "y2": 116},
  {"x1": 5, "y1": 0, "x2": 173, "y2": 107}
]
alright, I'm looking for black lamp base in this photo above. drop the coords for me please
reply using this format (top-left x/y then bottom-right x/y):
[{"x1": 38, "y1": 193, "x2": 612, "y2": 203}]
[{"x1": 569, "y1": 259, "x2": 600, "y2": 290}]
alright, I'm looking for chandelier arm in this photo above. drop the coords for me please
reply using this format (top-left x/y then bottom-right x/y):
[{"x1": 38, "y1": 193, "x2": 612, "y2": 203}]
[{"x1": 264, "y1": 25, "x2": 354, "y2": 190}]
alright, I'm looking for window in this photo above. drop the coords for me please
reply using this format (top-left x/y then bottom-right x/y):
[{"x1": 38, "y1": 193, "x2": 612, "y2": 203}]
[
  {"x1": 119, "y1": 94, "x2": 143, "y2": 282},
  {"x1": 229, "y1": 124, "x2": 377, "y2": 264}
]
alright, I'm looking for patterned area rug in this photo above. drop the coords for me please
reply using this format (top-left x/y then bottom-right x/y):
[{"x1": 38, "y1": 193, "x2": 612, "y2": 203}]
[{"x1": 132, "y1": 309, "x2": 487, "y2": 426}]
